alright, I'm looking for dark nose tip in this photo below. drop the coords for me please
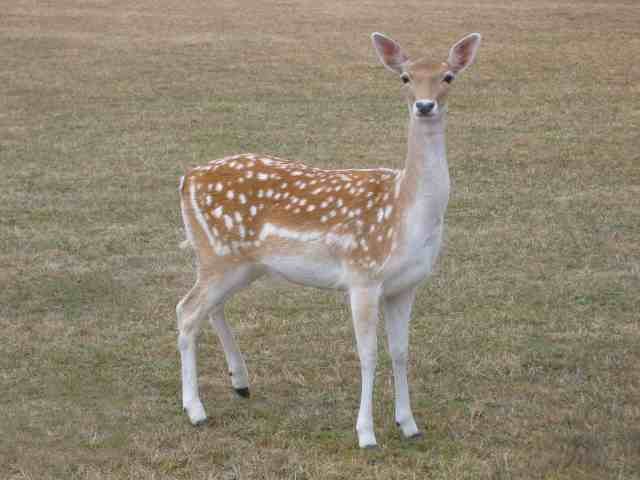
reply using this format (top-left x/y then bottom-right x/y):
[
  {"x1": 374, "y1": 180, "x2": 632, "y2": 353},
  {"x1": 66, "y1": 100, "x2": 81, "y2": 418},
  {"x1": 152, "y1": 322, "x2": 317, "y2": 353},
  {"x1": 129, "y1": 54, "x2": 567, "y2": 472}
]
[{"x1": 415, "y1": 100, "x2": 435, "y2": 115}]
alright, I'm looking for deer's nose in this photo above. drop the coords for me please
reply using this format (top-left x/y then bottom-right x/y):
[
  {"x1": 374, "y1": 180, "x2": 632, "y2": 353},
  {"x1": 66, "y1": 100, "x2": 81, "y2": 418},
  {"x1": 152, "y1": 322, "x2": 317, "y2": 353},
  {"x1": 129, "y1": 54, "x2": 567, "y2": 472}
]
[{"x1": 415, "y1": 100, "x2": 436, "y2": 115}]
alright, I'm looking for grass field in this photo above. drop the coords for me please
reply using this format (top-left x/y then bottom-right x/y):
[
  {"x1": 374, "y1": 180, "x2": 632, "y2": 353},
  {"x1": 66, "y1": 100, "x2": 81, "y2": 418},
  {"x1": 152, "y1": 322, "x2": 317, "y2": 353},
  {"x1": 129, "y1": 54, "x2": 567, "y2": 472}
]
[{"x1": 2, "y1": 0, "x2": 639, "y2": 478}]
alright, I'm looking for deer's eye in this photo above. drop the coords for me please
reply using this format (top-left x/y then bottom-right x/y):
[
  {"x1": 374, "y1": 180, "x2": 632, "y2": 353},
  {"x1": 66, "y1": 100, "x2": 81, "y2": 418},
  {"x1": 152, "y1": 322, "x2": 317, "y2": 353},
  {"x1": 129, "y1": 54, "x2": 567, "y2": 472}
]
[
  {"x1": 400, "y1": 74, "x2": 410, "y2": 84},
  {"x1": 443, "y1": 72, "x2": 455, "y2": 84}
]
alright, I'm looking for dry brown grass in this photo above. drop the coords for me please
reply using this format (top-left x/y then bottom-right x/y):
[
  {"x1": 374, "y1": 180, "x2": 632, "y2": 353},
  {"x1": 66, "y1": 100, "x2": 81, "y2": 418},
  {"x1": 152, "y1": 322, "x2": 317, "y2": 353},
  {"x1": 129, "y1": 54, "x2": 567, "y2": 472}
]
[{"x1": 1, "y1": 0, "x2": 639, "y2": 478}]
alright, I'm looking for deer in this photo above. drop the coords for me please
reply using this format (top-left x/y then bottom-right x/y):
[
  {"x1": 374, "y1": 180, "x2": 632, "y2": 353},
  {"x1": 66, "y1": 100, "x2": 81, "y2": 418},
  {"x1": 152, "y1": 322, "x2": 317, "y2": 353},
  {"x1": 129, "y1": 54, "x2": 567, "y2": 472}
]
[{"x1": 176, "y1": 32, "x2": 481, "y2": 448}]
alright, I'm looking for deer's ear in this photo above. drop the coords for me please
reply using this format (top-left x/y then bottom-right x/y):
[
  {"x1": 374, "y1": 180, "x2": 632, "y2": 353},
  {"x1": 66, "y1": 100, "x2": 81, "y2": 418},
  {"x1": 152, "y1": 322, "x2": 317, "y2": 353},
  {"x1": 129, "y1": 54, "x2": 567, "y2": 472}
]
[
  {"x1": 371, "y1": 32, "x2": 409, "y2": 75},
  {"x1": 447, "y1": 33, "x2": 481, "y2": 74}
]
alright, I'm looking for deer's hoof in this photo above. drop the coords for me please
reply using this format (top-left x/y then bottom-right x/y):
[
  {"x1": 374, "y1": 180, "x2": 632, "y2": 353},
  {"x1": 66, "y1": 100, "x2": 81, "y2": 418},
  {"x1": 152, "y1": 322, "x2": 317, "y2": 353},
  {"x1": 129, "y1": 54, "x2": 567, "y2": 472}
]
[
  {"x1": 193, "y1": 417, "x2": 209, "y2": 427},
  {"x1": 234, "y1": 387, "x2": 250, "y2": 398},
  {"x1": 184, "y1": 400, "x2": 207, "y2": 426}
]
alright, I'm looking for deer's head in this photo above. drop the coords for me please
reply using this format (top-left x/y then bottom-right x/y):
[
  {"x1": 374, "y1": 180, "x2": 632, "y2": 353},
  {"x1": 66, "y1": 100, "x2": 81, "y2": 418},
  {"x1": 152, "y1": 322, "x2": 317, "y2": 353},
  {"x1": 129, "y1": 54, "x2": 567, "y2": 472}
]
[{"x1": 372, "y1": 32, "x2": 481, "y2": 120}]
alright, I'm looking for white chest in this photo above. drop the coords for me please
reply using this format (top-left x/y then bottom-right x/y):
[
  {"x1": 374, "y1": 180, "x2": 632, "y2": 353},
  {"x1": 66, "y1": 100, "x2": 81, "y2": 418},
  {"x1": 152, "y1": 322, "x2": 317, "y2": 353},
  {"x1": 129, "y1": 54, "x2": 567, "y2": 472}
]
[{"x1": 382, "y1": 221, "x2": 444, "y2": 297}]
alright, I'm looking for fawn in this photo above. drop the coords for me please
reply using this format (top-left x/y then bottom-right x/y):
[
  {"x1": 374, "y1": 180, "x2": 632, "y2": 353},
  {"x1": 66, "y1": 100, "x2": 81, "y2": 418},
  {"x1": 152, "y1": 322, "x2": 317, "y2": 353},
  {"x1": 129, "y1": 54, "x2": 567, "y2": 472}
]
[{"x1": 177, "y1": 32, "x2": 481, "y2": 448}]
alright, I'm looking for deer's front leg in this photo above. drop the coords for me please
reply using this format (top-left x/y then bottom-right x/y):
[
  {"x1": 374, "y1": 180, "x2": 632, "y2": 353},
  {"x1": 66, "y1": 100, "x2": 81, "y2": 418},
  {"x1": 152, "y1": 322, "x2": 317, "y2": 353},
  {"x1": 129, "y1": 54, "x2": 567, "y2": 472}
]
[
  {"x1": 383, "y1": 287, "x2": 421, "y2": 439},
  {"x1": 349, "y1": 284, "x2": 382, "y2": 448}
]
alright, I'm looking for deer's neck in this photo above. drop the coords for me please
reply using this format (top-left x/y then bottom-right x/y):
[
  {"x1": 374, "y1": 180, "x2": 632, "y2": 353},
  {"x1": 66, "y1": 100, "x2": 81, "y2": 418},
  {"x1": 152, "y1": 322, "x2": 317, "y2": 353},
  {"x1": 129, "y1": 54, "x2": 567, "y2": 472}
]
[{"x1": 400, "y1": 115, "x2": 450, "y2": 229}]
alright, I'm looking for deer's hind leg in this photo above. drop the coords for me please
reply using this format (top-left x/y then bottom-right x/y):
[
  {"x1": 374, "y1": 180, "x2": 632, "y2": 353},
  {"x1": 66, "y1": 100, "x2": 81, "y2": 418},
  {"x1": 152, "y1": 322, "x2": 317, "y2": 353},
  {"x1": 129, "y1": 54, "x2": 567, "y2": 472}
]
[
  {"x1": 176, "y1": 264, "x2": 257, "y2": 425},
  {"x1": 209, "y1": 306, "x2": 250, "y2": 398}
]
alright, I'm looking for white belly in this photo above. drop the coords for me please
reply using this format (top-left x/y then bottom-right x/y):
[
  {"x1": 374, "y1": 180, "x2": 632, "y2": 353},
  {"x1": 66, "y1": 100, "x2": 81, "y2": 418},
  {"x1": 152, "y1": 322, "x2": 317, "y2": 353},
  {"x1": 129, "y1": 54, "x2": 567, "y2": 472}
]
[{"x1": 262, "y1": 254, "x2": 346, "y2": 289}]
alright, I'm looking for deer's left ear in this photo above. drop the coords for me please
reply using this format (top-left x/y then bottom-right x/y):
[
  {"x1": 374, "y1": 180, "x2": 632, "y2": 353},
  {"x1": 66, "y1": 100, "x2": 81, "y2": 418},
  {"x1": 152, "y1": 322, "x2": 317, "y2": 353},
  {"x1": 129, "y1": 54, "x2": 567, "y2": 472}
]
[{"x1": 448, "y1": 33, "x2": 481, "y2": 74}]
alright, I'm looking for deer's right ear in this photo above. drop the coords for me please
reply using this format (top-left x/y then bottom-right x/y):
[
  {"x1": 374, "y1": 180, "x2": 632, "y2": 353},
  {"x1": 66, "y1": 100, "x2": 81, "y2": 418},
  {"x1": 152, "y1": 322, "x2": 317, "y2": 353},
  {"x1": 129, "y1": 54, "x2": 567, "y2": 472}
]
[{"x1": 371, "y1": 33, "x2": 409, "y2": 75}]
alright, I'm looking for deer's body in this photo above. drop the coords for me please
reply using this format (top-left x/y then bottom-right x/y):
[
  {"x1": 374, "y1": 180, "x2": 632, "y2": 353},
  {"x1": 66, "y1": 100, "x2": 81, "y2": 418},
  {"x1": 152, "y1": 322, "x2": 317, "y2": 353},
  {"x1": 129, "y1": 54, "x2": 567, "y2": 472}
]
[
  {"x1": 181, "y1": 151, "x2": 444, "y2": 293},
  {"x1": 176, "y1": 32, "x2": 481, "y2": 448}
]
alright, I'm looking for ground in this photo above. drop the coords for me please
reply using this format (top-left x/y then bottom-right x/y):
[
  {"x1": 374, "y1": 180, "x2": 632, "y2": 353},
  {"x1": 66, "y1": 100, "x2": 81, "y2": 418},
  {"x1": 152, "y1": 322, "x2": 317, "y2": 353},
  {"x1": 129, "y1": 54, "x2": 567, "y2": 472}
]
[{"x1": 1, "y1": 0, "x2": 639, "y2": 478}]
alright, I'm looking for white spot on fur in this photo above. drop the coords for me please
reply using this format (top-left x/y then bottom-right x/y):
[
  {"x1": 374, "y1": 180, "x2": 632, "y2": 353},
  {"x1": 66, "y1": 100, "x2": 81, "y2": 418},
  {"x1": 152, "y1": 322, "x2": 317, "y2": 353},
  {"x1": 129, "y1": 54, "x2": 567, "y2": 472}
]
[
  {"x1": 226, "y1": 190, "x2": 235, "y2": 200},
  {"x1": 250, "y1": 205, "x2": 257, "y2": 216},
  {"x1": 325, "y1": 231, "x2": 356, "y2": 251},
  {"x1": 213, "y1": 206, "x2": 223, "y2": 218},
  {"x1": 259, "y1": 222, "x2": 323, "y2": 242}
]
